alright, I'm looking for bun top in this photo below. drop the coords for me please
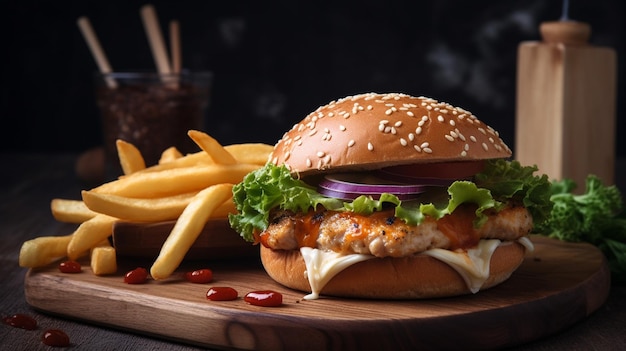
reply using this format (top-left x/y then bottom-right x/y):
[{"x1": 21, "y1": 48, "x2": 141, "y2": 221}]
[{"x1": 269, "y1": 93, "x2": 512, "y2": 176}]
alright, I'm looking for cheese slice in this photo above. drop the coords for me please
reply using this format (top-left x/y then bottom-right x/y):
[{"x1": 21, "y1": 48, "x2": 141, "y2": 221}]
[
  {"x1": 300, "y1": 238, "x2": 534, "y2": 299},
  {"x1": 300, "y1": 247, "x2": 373, "y2": 300},
  {"x1": 421, "y1": 239, "x2": 501, "y2": 293}
]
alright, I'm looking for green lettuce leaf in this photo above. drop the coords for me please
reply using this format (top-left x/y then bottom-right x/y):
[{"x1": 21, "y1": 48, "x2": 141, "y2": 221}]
[{"x1": 229, "y1": 160, "x2": 553, "y2": 242}]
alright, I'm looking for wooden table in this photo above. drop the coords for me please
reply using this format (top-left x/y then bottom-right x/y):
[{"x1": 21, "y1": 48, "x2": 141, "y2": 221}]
[{"x1": 1, "y1": 152, "x2": 625, "y2": 350}]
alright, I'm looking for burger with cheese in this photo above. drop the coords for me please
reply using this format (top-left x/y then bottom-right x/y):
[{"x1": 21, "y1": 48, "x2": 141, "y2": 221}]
[{"x1": 229, "y1": 93, "x2": 552, "y2": 300}]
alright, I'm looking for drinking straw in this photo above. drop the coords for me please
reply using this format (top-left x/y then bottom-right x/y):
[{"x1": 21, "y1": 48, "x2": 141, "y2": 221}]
[
  {"x1": 140, "y1": 4, "x2": 172, "y2": 76},
  {"x1": 76, "y1": 16, "x2": 117, "y2": 88},
  {"x1": 170, "y1": 20, "x2": 182, "y2": 74}
]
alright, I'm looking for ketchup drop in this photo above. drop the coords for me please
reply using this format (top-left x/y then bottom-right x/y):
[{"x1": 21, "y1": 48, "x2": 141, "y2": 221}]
[
  {"x1": 206, "y1": 287, "x2": 238, "y2": 301},
  {"x1": 42, "y1": 329, "x2": 70, "y2": 347},
  {"x1": 244, "y1": 290, "x2": 283, "y2": 307},
  {"x1": 58, "y1": 260, "x2": 81, "y2": 273},
  {"x1": 185, "y1": 268, "x2": 213, "y2": 284},
  {"x1": 2, "y1": 313, "x2": 37, "y2": 330},
  {"x1": 124, "y1": 267, "x2": 149, "y2": 284}
]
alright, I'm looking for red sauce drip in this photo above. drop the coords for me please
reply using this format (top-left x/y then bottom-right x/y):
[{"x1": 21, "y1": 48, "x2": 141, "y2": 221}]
[
  {"x1": 293, "y1": 211, "x2": 325, "y2": 247},
  {"x1": 436, "y1": 204, "x2": 481, "y2": 249},
  {"x1": 184, "y1": 268, "x2": 213, "y2": 284},
  {"x1": 124, "y1": 267, "x2": 149, "y2": 284},
  {"x1": 206, "y1": 287, "x2": 238, "y2": 301},
  {"x1": 3, "y1": 313, "x2": 37, "y2": 330},
  {"x1": 58, "y1": 260, "x2": 82, "y2": 273},
  {"x1": 42, "y1": 329, "x2": 70, "y2": 347},
  {"x1": 244, "y1": 290, "x2": 283, "y2": 307}
]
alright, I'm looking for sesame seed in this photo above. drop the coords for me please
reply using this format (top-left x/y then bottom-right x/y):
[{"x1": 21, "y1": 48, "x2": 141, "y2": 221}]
[
  {"x1": 309, "y1": 129, "x2": 317, "y2": 136},
  {"x1": 423, "y1": 147, "x2": 433, "y2": 153},
  {"x1": 482, "y1": 143, "x2": 489, "y2": 151},
  {"x1": 464, "y1": 144, "x2": 469, "y2": 151},
  {"x1": 461, "y1": 150, "x2": 467, "y2": 157},
  {"x1": 416, "y1": 127, "x2": 422, "y2": 135},
  {"x1": 348, "y1": 139, "x2": 356, "y2": 147},
  {"x1": 368, "y1": 142, "x2": 374, "y2": 151},
  {"x1": 478, "y1": 127, "x2": 487, "y2": 135},
  {"x1": 339, "y1": 125, "x2": 346, "y2": 131},
  {"x1": 422, "y1": 116, "x2": 428, "y2": 121},
  {"x1": 385, "y1": 109, "x2": 393, "y2": 115},
  {"x1": 408, "y1": 133, "x2": 415, "y2": 141},
  {"x1": 421, "y1": 142, "x2": 430, "y2": 148},
  {"x1": 437, "y1": 115, "x2": 445, "y2": 123},
  {"x1": 367, "y1": 105, "x2": 373, "y2": 110},
  {"x1": 378, "y1": 124, "x2": 385, "y2": 132},
  {"x1": 414, "y1": 145, "x2": 422, "y2": 152},
  {"x1": 394, "y1": 121, "x2": 402, "y2": 127},
  {"x1": 317, "y1": 151, "x2": 325, "y2": 157},
  {"x1": 384, "y1": 126, "x2": 392, "y2": 133},
  {"x1": 306, "y1": 158, "x2": 312, "y2": 167},
  {"x1": 284, "y1": 151, "x2": 291, "y2": 160},
  {"x1": 450, "y1": 131, "x2": 458, "y2": 138},
  {"x1": 449, "y1": 120, "x2": 456, "y2": 126},
  {"x1": 343, "y1": 113, "x2": 350, "y2": 119},
  {"x1": 470, "y1": 135, "x2": 477, "y2": 142},
  {"x1": 400, "y1": 138, "x2": 408, "y2": 146},
  {"x1": 445, "y1": 135, "x2": 455, "y2": 142},
  {"x1": 407, "y1": 111, "x2": 414, "y2": 117},
  {"x1": 418, "y1": 120, "x2": 426, "y2": 127}
]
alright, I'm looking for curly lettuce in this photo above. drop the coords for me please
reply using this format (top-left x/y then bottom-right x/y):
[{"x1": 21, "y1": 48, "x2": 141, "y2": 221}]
[
  {"x1": 535, "y1": 175, "x2": 626, "y2": 283},
  {"x1": 228, "y1": 159, "x2": 553, "y2": 243}
]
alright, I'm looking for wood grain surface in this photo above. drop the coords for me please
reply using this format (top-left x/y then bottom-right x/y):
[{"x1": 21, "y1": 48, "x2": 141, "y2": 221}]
[{"x1": 24, "y1": 235, "x2": 610, "y2": 351}]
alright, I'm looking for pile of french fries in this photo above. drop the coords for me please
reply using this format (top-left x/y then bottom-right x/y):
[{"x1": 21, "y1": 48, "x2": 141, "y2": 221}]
[{"x1": 19, "y1": 130, "x2": 272, "y2": 280}]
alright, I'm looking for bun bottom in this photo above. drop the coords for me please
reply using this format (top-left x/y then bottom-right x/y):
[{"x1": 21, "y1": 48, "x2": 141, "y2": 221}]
[{"x1": 260, "y1": 241, "x2": 526, "y2": 299}]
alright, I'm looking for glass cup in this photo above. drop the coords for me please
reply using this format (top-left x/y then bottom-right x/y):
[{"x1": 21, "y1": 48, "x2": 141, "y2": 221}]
[{"x1": 94, "y1": 71, "x2": 212, "y2": 177}]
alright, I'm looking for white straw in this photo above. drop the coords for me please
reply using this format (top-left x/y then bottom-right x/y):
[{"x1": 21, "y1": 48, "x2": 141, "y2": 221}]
[
  {"x1": 140, "y1": 4, "x2": 172, "y2": 76},
  {"x1": 169, "y1": 20, "x2": 182, "y2": 74},
  {"x1": 76, "y1": 16, "x2": 117, "y2": 88}
]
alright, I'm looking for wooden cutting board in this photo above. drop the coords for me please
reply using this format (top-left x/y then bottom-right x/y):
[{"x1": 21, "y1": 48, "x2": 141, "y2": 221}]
[{"x1": 24, "y1": 235, "x2": 610, "y2": 351}]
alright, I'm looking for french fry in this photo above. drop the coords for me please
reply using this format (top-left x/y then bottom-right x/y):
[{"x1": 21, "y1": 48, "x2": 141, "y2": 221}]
[
  {"x1": 67, "y1": 213, "x2": 117, "y2": 260},
  {"x1": 19, "y1": 235, "x2": 73, "y2": 268},
  {"x1": 116, "y1": 139, "x2": 146, "y2": 174},
  {"x1": 150, "y1": 183, "x2": 233, "y2": 280},
  {"x1": 91, "y1": 163, "x2": 259, "y2": 198},
  {"x1": 130, "y1": 143, "x2": 272, "y2": 175},
  {"x1": 212, "y1": 196, "x2": 237, "y2": 218},
  {"x1": 81, "y1": 190, "x2": 197, "y2": 222},
  {"x1": 90, "y1": 240, "x2": 117, "y2": 276},
  {"x1": 51, "y1": 199, "x2": 97, "y2": 223},
  {"x1": 188, "y1": 130, "x2": 237, "y2": 165},
  {"x1": 159, "y1": 146, "x2": 183, "y2": 164},
  {"x1": 224, "y1": 143, "x2": 274, "y2": 166}
]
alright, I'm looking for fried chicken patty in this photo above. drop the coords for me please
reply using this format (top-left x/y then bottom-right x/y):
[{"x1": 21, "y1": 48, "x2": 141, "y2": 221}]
[{"x1": 259, "y1": 204, "x2": 533, "y2": 257}]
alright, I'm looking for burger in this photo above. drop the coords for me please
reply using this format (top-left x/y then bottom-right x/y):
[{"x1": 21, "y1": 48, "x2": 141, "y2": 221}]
[{"x1": 229, "y1": 92, "x2": 552, "y2": 300}]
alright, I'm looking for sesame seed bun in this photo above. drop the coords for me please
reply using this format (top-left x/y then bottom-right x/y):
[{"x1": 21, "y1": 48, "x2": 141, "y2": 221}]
[
  {"x1": 269, "y1": 92, "x2": 512, "y2": 176},
  {"x1": 260, "y1": 241, "x2": 526, "y2": 299}
]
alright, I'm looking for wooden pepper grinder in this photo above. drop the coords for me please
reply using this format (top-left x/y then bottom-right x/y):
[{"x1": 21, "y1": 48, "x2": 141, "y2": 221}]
[{"x1": 515, "y1": 15, "x2": 617, "y2": 189}]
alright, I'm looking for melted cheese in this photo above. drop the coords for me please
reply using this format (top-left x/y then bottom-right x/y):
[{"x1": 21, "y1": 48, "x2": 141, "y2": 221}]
[
  {"x1": 421, "y1": 239, "x2": 501, "y2": 293},
  {"x1": 299, "y1": 238, "x2": 534, "y2": 300},
  {"x1": 300, "y1": 247, "x2": 373, "y2": 300},
  {"x1": 517, "y1": 236, "x2": 535, "y2": 253}
]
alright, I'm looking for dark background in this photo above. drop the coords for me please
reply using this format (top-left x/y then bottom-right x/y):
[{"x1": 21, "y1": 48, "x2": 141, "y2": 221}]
[{"x1": 2, "y1": 0, "x2": 624, "y2": 158}]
